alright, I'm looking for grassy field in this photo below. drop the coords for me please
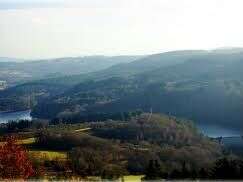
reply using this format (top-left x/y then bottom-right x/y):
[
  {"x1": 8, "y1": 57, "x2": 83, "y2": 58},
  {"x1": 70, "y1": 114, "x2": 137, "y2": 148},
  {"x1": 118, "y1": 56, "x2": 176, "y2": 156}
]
[
  {"x1": 123, "y1": 175, "x2": 144, "y2": 182},
  {"x1": 16, "y1": 137, "x2": 67, "y2": 161},
  {"x1": 0, "y1": 137, "x2": 36, "y2": 145},
  {"x1": 0, "y1": 137, "x2": 67, "y2": 162},
  {"x1": 28, "y1": 150, "x2": 67, "y2": 161},
  {"x1": 17, "y1": 137, "x2": 35, "y2": 144},
  {"x1": 81, "y1": 175, "x2": 144, "y2": 182}
]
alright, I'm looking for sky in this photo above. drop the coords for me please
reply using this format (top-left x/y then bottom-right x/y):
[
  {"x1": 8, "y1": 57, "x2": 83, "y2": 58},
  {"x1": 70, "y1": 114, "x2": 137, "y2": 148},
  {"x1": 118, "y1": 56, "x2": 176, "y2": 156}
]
[{"x1": 0, "y1": 0, "x2": 243, "y2": 59}]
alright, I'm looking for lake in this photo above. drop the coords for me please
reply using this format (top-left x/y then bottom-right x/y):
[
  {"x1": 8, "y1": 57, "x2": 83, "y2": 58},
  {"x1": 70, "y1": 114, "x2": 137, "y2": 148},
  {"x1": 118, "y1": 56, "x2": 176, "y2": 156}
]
[
  {"x1": 198, "y1": 124, "x2": 242, "y2": 138},
  {"x1": 199, "y1": 124, "x2": 243, "y2": 155},
  {"x1": 0, "y1": 110, "x2": 32, "y2": 123}
]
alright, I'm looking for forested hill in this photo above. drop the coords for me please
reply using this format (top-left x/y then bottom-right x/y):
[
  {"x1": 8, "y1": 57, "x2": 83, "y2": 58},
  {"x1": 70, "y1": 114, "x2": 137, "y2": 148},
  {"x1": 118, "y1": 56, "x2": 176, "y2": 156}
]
[
  {"x1": 2, "y1": 49, "x2": 243, "y2": 132},
  {"x1": 29, "y1": 50, "x2": 208, "y2": 86},
  {"x1": 0, "y1": 55, "x2": 141, "y2": 87}
]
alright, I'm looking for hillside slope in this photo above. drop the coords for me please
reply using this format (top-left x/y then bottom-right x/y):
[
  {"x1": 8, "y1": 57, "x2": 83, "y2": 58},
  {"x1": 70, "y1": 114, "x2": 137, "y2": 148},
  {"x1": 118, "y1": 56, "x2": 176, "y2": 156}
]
[
  {"x1": 31, "y1": 50, "x2": 243, "y2": 132},
  {"x1": 2, "y1": 49, "x2": 243, "y2": 132},
  {"x1": 0, "y1": 55, "x2": 141, "y2": 87}
]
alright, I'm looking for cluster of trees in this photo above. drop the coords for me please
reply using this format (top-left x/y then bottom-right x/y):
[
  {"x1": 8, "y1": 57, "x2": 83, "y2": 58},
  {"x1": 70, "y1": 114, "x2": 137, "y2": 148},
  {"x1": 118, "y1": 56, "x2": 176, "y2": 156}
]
[
  {"x1": 68, "y1": 146, "x2": 127, "y2": 179},
  {"x1": 144, "y1": 157, "x2": 243, "y2": 180},
  {"x1": 31, "y1": 114, "x2": 223, "y2": 179},
  {"x1": 50, "y1": 110, "x2": 142, "y2": 124},
  {"x1": 92, "y1": 114, "x2": 205, "y2": 147},
  {"x1": 35, "y1": 131, "x2": 111, "y2": 151},
  {"x1": 34, "y1": 130, "x2": 128, "y2": 179},
  {"x1": 33, "y1": 128, "x2": 243, "y2": 180},
  {"x1": 0, "y1": 119, "x2": 48, "y2": 135},
  {"x1": 7, "y1": 120, "x2": 47, "y2": 131}
]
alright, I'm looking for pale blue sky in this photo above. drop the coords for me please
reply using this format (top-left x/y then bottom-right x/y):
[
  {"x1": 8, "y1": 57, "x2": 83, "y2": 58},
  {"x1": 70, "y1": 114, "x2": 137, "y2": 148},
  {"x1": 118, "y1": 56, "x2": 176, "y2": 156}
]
[
  {"x1": 0, "y1": 0, "x2": 64, "y2": 9},
  {"x1": 0, "y1": 0, "x2": 243, "y2": 59}
]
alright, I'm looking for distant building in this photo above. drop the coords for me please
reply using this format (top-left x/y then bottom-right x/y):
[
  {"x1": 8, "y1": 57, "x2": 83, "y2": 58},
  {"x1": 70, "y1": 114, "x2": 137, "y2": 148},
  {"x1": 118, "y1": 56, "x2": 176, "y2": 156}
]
[{"x1": 0, "y1": 81, "x2": 7, "y2": 90}]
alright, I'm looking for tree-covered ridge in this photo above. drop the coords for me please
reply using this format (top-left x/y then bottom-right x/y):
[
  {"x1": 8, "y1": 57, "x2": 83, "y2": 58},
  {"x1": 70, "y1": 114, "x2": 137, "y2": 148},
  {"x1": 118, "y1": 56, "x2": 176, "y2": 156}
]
[
  {"x1": 30, "y1": 113, "x2": 222, "y2": 179},
  {"x1": 0, "y1": 56, "x2": 142, "y2": 87},
  {"x1": 32, "y1": 50, "x2": 243, "y2": 132},
  {"x1": 92, "y1": 114, "x2": 200, "y2": 144},
  {"x1": 1, "y1": 49, "x2": 243, "y2": 132}
]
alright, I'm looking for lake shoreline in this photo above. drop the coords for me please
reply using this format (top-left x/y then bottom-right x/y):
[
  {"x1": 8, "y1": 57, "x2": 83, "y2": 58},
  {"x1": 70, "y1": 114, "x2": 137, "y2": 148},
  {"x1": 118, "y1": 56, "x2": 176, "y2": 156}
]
[
  {"x1": 0, "y1": 110, "x2": 32, "y2": 123},
  {"x1": 0, "y1": 110, "x2": 242, "y2": 139},
  {"x1": 0, "y1": 109, "x2": 31, "y2": 114}
]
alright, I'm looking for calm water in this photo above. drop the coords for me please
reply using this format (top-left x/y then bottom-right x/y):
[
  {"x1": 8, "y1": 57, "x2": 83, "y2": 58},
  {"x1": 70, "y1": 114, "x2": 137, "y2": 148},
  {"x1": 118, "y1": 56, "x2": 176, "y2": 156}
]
[
  {"x1": 0, "y1": 110, "x2": 32, "y2": 123},
  {"x1": 198, "y1": 124, "x2": 241, "y2": 138},
  {"x1": 199, "y1": 124, "x2": 243, "y2": 155}
]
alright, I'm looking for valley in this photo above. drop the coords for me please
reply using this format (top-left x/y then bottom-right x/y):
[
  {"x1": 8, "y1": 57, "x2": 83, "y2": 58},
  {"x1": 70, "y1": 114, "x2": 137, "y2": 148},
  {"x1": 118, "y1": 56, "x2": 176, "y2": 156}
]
[
  {"x1": 1, "y1": 0, "x2": 243, "y2": 179},
  {"x1": 1, "y1": 49, "x2": 243, "y2": 180}
]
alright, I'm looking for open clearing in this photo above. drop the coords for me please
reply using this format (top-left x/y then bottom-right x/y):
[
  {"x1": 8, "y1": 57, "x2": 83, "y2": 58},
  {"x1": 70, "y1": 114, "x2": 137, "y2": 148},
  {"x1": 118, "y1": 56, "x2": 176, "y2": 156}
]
[
  {"x1": 28, "y1": 150, "x2": 67, "y2": 161},
  {"x1": 123, "y1": 175, "x2": 144, "y2": 182}
]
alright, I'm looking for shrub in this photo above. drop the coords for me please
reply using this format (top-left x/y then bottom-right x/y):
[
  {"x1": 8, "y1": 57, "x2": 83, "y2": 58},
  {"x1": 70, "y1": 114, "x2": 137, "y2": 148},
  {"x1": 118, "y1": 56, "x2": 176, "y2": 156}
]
[{"x1": 0, "y1": 136, "x2": 34, "y2": 179}]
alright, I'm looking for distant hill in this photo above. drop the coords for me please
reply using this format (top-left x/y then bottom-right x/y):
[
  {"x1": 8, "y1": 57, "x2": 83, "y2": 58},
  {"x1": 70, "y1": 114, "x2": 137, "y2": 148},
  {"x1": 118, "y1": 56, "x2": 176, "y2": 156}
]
[
  {"x1": 0, "y1": 55, "x2": 142, "y2": 87},
  {"x1": 34, "y1": 50, "x2": 208, "y2": 86},
  {"x1": 211, "y1": 47, "x2": 243, "y2": 54},
  {"x1": 0, "y1": 57, "x2": 26, "y2": 62}
]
